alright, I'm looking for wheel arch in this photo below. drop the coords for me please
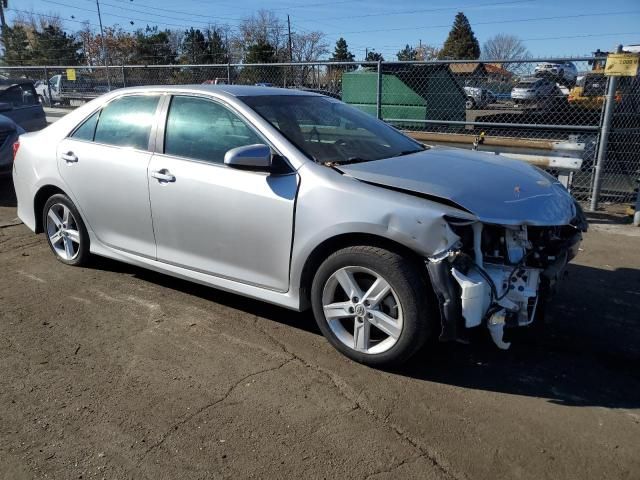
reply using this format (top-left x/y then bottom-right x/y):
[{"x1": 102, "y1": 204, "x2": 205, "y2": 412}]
[
  {"x1": 33, "y1": 184, "x2": 68, "y2": 233},
  {"x1": 297, "y1": 232, "x2": 427, "y2": 309}
]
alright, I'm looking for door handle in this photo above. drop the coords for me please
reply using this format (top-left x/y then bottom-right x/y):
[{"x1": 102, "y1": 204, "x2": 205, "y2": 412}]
[
  {"x1": 61, "y1": 151, "x2": 78, "y2": 163},
  {"x1": 150, "y1": 169, "x2": 176, "y2": 183}
]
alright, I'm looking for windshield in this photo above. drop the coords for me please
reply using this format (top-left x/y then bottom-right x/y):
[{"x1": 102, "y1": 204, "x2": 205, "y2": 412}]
[{"x1": 240, "y1": 95, "x2": 426, "y2": 164}]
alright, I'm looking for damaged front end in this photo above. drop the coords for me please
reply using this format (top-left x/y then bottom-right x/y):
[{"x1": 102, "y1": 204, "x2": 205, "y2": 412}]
[{"x1": 427, "y1": 211, "x2": 586, "y2": 349}]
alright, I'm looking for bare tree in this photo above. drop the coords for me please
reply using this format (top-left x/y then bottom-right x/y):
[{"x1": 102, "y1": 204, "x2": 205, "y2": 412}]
[
  {"x1": 482, "y1": 34, "x2": 530, "y2": 63},
  {"x1": 290, "y1": 30, "x2": 328, "y2": 86},
  {"x1": 291, "y1": 31, "x2": 328, "y2": 62},
  {"x1": 415, "y1": 44, "x2": 441, "y2": 61},
  {"x1": 238, "y1": 10, "x2": 286, "y2": 59},
  {"x1": 12, "y1": 10, "x2": 64, "y2": 31}
]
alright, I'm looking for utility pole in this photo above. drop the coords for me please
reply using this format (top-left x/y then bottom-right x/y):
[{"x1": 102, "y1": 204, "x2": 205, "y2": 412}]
[
  {"x1": 0, "y1": 0, "x2": 7, "y2": 32},
  {"x1": 96, "y1": 0, "x2": 111, "y2": 90},
  {"x1": 287, "y1": 15, "x2": 293, "y2": 62}
]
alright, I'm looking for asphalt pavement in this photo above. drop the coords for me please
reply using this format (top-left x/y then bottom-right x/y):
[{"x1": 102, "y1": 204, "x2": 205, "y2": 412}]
[{"x1": 1, "y1": 177, "x2": 639, "y2": 480}]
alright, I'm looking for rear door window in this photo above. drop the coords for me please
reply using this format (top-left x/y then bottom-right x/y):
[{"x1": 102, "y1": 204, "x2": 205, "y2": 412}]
[
  {"x1": 71, "y1": 111, "x2": 100, "y2": 141},
  {"x1": 93, "y1": 95, "x2": 159, "y2": 150}
]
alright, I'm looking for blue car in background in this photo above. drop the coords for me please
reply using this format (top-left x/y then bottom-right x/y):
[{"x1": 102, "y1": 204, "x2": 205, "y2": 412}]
[{"x1": 0, "y1": 79, "x2": 47, "y2": 176}]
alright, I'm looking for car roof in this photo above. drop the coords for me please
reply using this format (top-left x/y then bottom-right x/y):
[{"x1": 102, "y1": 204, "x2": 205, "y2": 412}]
[
  {"x1": 0, "y1": 79, "x2": 36, "y2": 90},
  {"x1": 517, "y1": 77, "x2": 542, "y2": 83},
  {"x1": 110, "y1": 84, "x2": 322, "y2": 98}
]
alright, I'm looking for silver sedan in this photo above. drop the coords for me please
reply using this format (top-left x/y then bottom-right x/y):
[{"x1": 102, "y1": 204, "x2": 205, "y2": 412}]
[{"x1": 11, "y1": 85, "x2": 586, "y2": 366}]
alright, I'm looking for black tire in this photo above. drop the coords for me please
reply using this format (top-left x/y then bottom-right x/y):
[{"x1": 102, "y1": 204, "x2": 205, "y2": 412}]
[
  {"x1": 311, "y1": 245, "x2": 431, "y2": 367},
  {"x1": 42, "y1": 193, "x2": 90, "y2": 266},
  {"x1": 465, "y1": 97, "x2": 476, "y2": 110}
]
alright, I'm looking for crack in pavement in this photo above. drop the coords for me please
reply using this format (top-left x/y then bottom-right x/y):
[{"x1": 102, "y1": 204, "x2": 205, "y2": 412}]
[
  {"x1": 363, "y1": 453, "x2": 427, "y2": 480},
  {"x1": 0, "y1": 220, "x2": 22, "y2": 229},
  {"x1": 0, "y1": 239, "x2": 42, "y2": 254},
  {"x1": 140, "y1": 356, "x2": 295, "y2": 461},
  {"x1": 249, "y1": 316, "x2": 467, "y2": 480}
]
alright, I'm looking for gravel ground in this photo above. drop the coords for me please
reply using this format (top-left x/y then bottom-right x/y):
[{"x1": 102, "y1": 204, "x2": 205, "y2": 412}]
[{"x1": 1, "y1": 177, "x2": 639, "y2": 480}]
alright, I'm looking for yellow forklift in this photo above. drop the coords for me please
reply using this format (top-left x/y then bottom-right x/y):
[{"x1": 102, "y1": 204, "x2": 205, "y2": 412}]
[{"x1": 568, "y1": 46, "x2": 639, "y2": 110}]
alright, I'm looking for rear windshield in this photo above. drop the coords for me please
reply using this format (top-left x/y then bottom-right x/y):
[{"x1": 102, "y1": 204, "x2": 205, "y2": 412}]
[{"x1": 240, "y1": 94, "x2": 425, "y2": 165}]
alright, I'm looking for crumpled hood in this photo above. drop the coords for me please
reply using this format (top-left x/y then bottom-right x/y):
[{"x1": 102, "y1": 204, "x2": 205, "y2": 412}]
[{"x1": 340, "y1": 146, "x2": 578, "y2": 226}]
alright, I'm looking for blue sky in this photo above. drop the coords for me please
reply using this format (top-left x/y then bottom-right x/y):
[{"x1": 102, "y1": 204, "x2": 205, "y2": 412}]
[{"x1": 7, "y1": 0, "x2": 640, "y2": 59}]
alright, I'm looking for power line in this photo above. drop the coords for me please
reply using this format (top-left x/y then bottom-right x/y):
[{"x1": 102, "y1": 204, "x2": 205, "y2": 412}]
[
  {"x1": 325, "y1": 9, "x2": 640, "y2": 36},
  {"x1": 39, "y1": 0, "x2": 235, "y2": 29},
  {"x1": 317, "y1": 0, "x2": 534, "y2": 22},
  {"x1": 81, "y1": 0, "x2": 243, "y2": 24},
  {"x1": 7, "y1": 8, "x2": 102, "y2": 28}
]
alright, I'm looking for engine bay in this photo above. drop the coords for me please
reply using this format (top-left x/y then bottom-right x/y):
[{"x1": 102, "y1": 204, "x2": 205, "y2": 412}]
[{"x1": 427, "y1": 217, "x2": 585, "y2": 349}]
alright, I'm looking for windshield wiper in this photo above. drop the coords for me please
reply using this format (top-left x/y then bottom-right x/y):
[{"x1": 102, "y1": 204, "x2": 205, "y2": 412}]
[
  {"x1": 392, "y1": 149, "x2": 423, "y2": 157},
  {"x1": 326, "y1": 157, "x2": 369, "y2": 166}
]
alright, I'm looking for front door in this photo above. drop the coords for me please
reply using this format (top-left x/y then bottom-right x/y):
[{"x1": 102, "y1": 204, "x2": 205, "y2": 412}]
[
  {"x1": 57, "y1": 94, "x2": 161, "y2": 258},
  {"x1": 148, "y1": 95, "x2": 298, "y2": 291}
]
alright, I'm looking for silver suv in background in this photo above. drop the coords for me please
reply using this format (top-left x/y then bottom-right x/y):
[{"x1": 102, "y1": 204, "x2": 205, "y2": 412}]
[
  {"x1": 463, "y1": 84, "x2": 497, "y2": 110},
  {"x1": 511, "y1": 77, "x2": 560, "y2": 107},
  {"x1": 534, "y1": 62, "x2": 578, "y2": 85}
]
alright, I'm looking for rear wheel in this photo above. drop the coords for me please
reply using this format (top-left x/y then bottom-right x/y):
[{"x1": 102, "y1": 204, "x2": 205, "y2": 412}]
[
  {"x1": 43, "y1": 194, "x2": 90, "y2": 266},
  {"x1": 465, "y1": 97, "x2": 476, "y2": 110},
  {"x1": 311, "y1": 246, "x2": 430, "y2": 366}
]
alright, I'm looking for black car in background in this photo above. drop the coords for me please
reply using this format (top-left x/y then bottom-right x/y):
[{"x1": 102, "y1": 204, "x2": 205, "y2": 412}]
[{"x1": 0, "y1": 80, "x2": 47, "y2": 176}]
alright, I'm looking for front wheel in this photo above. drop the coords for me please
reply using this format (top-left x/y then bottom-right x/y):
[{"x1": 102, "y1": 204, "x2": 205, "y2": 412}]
[
  {"x1": 311, "y1": 246, "x2": 431, "y2": 366},
  {"x1": 43, "y1": 194, "x2": 90, "y2": 266}
]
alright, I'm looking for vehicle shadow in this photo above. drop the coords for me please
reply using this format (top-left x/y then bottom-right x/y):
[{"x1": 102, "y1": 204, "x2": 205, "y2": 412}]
[
  {"x1": 88, "y1": 255, "x2": 322, "y2": 336},
  {"x1": 0, "y1": 177, "x2": 17, "y2": 208},
  {"x1": 90, "y1": 255, "x2": 640, "y2": 410},
  {"x1": 395, "y1": 262, "x2": 640, "y2": 409}
]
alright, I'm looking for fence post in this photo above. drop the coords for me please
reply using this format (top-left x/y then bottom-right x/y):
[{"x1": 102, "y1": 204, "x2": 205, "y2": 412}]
[
  {"x1": 376, "y1": 60, "x2": 382, "y2": 120},
  {"x1": 44, "y1": 66, "x2": 52, "y2": 106},
  {"x1": 121, "y1": 64, "x2": 127, "y2": 88},
  {"x1": 227, "y1": 62, "x2": 231, "y2": 85},
  {"x1": 634, "y1": 182, "x2": 640, "y2": 226},
  {"x1": 590, "y1": 45, "x2": 622, "y2": 211}
]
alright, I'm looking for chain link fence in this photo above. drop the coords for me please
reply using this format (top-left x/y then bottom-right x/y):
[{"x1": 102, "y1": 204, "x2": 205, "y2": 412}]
[{"x1": 1, "y1": 56, "x2": 638, "y2": 209}]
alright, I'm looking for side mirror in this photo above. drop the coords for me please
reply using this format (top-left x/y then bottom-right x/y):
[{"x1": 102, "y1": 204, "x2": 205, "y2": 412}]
[
  {"x1": 224, "y1": 144, "x2": 272, "y2": 171},
  {"x1": 0, "y1": 102, "x2": 13, "y2": 112}
]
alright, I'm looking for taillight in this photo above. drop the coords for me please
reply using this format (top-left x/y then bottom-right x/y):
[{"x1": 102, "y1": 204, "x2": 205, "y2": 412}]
[{"x1": 12, "y1": 140, "x2": 20, "y2": 163}]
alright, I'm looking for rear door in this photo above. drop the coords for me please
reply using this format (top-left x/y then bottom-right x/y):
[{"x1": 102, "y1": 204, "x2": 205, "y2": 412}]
[
  {"x1": 57, "y1": 93, "x2": 162, "y2": 258},
  {"x1": 147, "y1": 94, "x2": 298, "y2": 291}
]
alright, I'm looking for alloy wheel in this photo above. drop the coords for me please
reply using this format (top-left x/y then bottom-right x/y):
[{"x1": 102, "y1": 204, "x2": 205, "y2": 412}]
[
  {"x1": 46, "y1": 203, "x2": 81, "y2": 261},
  {"x1": 321, "y1": 266, "x2": 403, "y2": 355}
]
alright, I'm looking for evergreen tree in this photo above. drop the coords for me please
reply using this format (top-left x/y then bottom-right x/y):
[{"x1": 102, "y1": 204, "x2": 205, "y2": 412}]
[
  {"x1": 32, "y1": 25, "x2": 82, "y2": 65},
  {"x1": 330, "y1": 37, "x2": 354, "y2": 62},
  {"x1": 207, "y1": 29, "x2": 228, "y2": 63},
  {"x1": 365, "y1": 50, "x2": 383, "y2": 62},
  {"x1": 396, "y1": 44, "x2": 417, "y2": 61},
  {"x1": 241, "y1": 41, "x2": 280, "y2": 84},
  {"x1": 133, "y1": 26, "x2": 176, "y2": 65},
  {"x1": 1, "y1": 25, "x2": 31, "y2": 65},
  {"x1": 181, "y1": 27, "x2": 208, "y2": 64},
  {"x1": 438, "y1": 12, "x2": 480, "y2": 60},
  {"x1": 244, "y1": 40, "x2": 276, "y2": 63}
]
